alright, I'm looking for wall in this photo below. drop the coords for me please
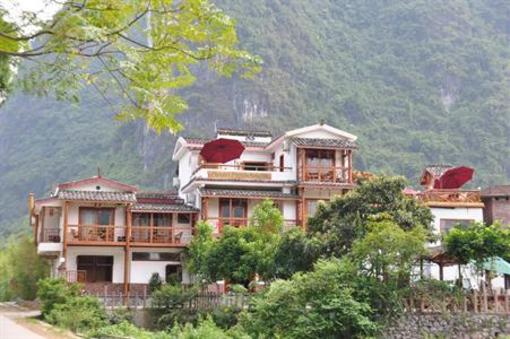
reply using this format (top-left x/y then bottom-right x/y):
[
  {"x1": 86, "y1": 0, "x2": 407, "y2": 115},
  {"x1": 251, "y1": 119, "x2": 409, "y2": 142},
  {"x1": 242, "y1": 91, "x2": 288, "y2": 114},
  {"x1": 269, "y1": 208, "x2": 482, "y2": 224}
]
[
  {"x1": 483, "y1": 197, "x2": 510, "y2": 226},
  {"x1": 383, "y1": 313, "x2": 510, "y2": 339},
  {"x1": 129, "y1": 248, "x2": 185, "y2": 284}
]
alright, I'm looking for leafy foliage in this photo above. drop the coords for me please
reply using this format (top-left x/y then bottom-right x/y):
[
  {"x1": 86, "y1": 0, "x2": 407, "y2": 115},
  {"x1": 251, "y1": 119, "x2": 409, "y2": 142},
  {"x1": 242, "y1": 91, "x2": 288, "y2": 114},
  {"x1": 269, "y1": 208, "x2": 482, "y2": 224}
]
[
  {"x1": 151, "y1": 284, "x2": 199, "y2": 328},
  {"x1": 149, "y1": 272, "x2": 163, "y2": 293},
  {"x1": 249, "y1": 198, "x2": 283, "y2": 234},
  {"x1": 36, "y1": 277, "x2": 81, "y2": 317},
  {"x1": 46, "y1": 295, "x2": 107, "y2": 333},
  {"x1": 0, "y1": 234, "x2": 48, "y2": 301},
  {"x1": 239, "y1": 259, "x2": 378, "y2": 339},
  {"x1": 0, "y1": 0, "x2": 260, "y2": 132},
  {"x1": 308, "y1": 176, "x2": 432, "y2": 257},
  {"x1": 444, "y1": 222, "x2": 510, "y2": 270},
  {"x1": 273, "y1": 228, "x2": 320, "y2": 279},
  {"x1": 351, "y1": 216, "x2": 427, "y2": 285}
]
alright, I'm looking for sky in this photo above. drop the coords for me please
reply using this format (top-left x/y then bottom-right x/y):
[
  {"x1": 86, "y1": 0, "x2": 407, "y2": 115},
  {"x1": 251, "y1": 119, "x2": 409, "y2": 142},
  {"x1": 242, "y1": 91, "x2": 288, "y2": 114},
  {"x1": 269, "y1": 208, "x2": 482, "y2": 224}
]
[{"x1": 0, "y1": 0, "x2": 60, "y2": 28}]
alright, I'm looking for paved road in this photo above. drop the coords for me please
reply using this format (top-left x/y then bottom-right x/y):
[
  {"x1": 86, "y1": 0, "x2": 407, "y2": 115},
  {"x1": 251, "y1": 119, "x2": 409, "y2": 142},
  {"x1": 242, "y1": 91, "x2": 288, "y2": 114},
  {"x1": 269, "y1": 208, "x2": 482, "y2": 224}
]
[{"x1": 0, "y1": 313, "x2": 44, "y2": 339}]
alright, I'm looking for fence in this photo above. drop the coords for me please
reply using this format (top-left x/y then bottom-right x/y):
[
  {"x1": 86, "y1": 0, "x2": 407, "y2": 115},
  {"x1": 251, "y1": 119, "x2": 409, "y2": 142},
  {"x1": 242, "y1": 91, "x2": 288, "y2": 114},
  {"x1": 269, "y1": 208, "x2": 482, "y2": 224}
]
[
  {"x1": 405, "y1": 288, "x2": 510, "y2": 314},
  {"x1": 91, "y1": 290, "x2": 250, "y2": 310}
]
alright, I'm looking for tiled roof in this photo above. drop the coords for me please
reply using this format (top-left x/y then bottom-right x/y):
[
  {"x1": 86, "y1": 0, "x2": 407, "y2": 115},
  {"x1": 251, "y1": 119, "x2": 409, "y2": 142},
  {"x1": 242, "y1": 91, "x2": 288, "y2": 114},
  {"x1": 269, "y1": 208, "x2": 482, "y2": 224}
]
[
  {"x1": 135, "y1": 191, "x2": 179, "y2": 200},
  {"x1": 182, "y1": 137, "x2": 268, "y2": 148},
  {"x1": 481, "y1": 185, "x2": 510, "y2": 197},
  {"x1": 131, "y1": 203, "x2": 199, "y2": 213},
  {"x1": 200, "y1": 188, "x2": 299, "y2": 199},
  {"x1": 57, "y1": 190, "x2": 137, "y2": 202},
  {"x1": 216, "y1": 127, "x2": 272, "y2": 137},
  {"x1": 290, "y1": 137, "x2": 357, "y2": 149}
]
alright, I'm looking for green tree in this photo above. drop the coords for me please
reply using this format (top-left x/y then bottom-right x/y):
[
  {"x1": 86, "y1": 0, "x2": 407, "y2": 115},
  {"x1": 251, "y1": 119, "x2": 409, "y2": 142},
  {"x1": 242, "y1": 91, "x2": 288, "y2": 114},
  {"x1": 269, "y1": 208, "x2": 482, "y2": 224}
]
[
  {"x1": 444, "y1": 222, "x2": 510, "y2": 275},
  {"x1": 273, "y1": 228, "x2": 320, "y2": 279},
  {"x1": 0, "y1": 0, "x2": 260, "y2": 132},
  {"x1": 36, "y1": 277, "x2": 81, "y2": 317},
  {"x1": 308, "y1": 176, "x2": 432, "y2": 257},
  {"x1": 239, "y1": 259, "x2": 377, "y2": 339},
  {"x1": 249, "y1": 198, "x2": 283, "y2": 234},
  {"x1": 351, "y1": 216, "x2": 427, "y2": 286},
  {"x1": 0, "y1": 234, "x2": 49, "y2": 301},
  {"x1": 185, "y1": 221, "x2": 215, "y2": 281}
]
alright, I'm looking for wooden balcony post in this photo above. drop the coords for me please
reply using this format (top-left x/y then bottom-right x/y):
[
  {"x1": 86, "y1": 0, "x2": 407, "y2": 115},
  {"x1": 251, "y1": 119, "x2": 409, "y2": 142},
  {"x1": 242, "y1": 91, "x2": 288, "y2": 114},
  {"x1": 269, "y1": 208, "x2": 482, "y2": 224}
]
[
  {"x1": 63, "y1": 201, "x2": 69, "y2": 269},
  {"x1": 348, "y1": 150, "x2": 353, "y2": 183},
  {"x1": 124, "y1": 204, "x2": 132, "y2": 304}
]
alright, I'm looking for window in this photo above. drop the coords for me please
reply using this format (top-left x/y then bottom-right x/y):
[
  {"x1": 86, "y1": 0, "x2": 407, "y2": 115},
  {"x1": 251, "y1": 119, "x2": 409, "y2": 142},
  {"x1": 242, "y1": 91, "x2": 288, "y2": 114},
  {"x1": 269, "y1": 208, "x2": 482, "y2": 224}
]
[
  {"x1": 439, "y1": 219, "x2": 474, "y2": 234},
  {"x1": 133, "y1": 213, "x2": 150, "y2": 226},
  {"x1": 154, "y1": 213, "x2": 171, "y2": 227},
  {"x1": 77, "y1": 255, "x2": 113, "y2": 283},
  {"x1": 132, "y1": 252, "x2": 181, "y2": 261},
  {"x1": 165, "y1": 265, "x2": 182, "y2": 283},
  {"x1": 79, "y1": 208, "x2": 114, "y2": 225},
  {"x1": 279, "y1": 154, "x2": 284, "y2": 172},
  {"x1": 307, "y1": 200, "x2": 319, "y2": 217},
  {"x1": 177, "y1": 214, "x2": 190, "y2": 224},
  {"x1": 219, "y1": 198, "x2": 247, "y2": 226},
  {"x1": 505, "y1": 275, "x2": 510, "y2": 290},
  {"x1": 243, "y1": 162, "x2": 268, "y2": 171},
  {"x1": 305, "y1": 149, "x2": 335, "y2": 168}
]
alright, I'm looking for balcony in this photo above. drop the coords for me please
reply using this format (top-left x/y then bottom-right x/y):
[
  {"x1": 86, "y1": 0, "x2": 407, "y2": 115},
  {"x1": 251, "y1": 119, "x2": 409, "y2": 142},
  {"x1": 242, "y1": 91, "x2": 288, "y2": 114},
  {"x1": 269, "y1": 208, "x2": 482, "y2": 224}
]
[
  {"x1": 192, "y1": 164, "x2": 294, "y2": 183},
  {"x1": 299, "y1": 166, "x2": 352, "y2": 184},
  {"x1": 131, "y1": 226, "x2": 192, "y2": 246},
  {"x1": 207, "y1": 217, "x2": 299, "y2": 233},
  {"x1": 418, "y1": 189, "x2": 483, "y2": 207},
  {"x1": 66, "y1": 224, "x2": 193, "y2": 246},
  {"x1": 40, "y1": 228, "x2": 61, "y2": 243},
  {"x1": 67, "y1": 225, "x2": 127, "y2": 244}
]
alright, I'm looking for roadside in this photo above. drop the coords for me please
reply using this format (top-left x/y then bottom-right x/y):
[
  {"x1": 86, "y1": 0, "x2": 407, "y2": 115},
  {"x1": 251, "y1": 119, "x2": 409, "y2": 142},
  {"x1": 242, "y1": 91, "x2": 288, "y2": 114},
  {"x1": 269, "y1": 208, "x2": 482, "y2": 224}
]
[{"x1": 0, "y1": 302, "x2": 77, "y2": 339}]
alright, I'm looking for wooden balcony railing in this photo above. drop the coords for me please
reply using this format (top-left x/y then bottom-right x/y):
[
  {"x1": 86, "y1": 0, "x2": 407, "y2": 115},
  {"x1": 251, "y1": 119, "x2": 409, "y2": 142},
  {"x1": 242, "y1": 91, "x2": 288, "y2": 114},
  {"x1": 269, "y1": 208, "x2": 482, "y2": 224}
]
[
  {"x1": 67, "y1": 225, "x2": 126, "y2": 243},
  {"x1": 207, "y1": 218, "x2": 299, "y2": 233},
  {"x1": 66, "y1": 224, "x2": 193, "y2": 246},
  {"x1": 40, "y1": 228, "x2": 61, "y2": 243},
  {"x1": 131, "y1": 226, "x2": 192, "y2": 245},
  {"x1": 59, "y1": 269, "x2": 87, "y2": 283},
  {"x1": 418, "y1": 189, "x2": 482, "y2": 204},
  {"x1": 193, "y1": 163, "x2": 292, "y2": 175},
  {"x1": 300, "y1": 166, "x2": 351, "y2": 184}
]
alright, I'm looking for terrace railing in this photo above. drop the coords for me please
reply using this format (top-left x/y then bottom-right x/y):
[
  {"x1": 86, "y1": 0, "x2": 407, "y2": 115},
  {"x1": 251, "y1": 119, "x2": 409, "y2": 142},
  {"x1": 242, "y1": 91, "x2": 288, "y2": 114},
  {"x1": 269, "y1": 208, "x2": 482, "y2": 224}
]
[
  {"x1": 300, "y1": 166, "x2": 351, "y2": 184},
  {"x1": 418, "y1": 189, "x2": 482, "y2": 204},
  {"x1": 130, "y1": 226, "x2": 192, "y2": 246}
]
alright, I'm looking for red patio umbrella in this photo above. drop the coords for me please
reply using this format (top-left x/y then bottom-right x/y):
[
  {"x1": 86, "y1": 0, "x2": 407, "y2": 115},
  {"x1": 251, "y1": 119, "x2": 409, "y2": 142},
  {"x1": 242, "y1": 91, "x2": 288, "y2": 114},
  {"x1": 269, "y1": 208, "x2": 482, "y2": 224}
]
[
  {"x1": 433, "y1": 166, "x2": 474, "y2": 189},
  {"x1": 200, "y1": 138, "x2": 245, "y2": 163}
]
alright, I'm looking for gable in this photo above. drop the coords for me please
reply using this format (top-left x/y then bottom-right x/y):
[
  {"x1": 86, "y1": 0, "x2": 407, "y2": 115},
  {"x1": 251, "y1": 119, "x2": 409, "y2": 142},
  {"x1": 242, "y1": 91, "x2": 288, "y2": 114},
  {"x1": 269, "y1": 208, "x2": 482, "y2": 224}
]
[{"x1": 57, "y1": 176, "x2": 138, "y2": 192}]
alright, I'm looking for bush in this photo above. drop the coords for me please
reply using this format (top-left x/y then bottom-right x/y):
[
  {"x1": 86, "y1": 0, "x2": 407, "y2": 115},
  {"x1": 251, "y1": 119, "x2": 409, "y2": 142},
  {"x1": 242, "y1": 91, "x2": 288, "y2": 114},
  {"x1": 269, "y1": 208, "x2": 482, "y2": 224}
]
[
  {"x1": 46, "y1": 295, "x2": 107, "y2": 333},
  {"x1": 151, "y1": 284, "x2": 199, "y2": 328},
  {"x1": 36, "y1": 277, "x2": 81, "y2": 317},
  {"x1": 87, "y1": 320, "x2": 172, "y2": 339},
  {"x1": 169, "y1": 316, "x2": 244, "y2": 339},
  {"x1": 239, "y1": 259, "x2": 378, "y2": 338},
  {"x1": 210, "y1": 306, "x2": 242, "y2": 330},
  {"x1": 149, "y1": 273, "x2": 163, "y2": 293}
]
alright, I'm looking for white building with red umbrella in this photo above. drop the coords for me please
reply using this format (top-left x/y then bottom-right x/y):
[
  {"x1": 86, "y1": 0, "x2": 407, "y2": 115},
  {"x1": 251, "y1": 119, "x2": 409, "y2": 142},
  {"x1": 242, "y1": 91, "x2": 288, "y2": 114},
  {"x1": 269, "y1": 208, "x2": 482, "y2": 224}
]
[
  {"x1": 416, "y1": 165, "x2": 508, "y2": 290},
  {"x1": 172, "y1": 123, "x2": 358, "y2": 234}
]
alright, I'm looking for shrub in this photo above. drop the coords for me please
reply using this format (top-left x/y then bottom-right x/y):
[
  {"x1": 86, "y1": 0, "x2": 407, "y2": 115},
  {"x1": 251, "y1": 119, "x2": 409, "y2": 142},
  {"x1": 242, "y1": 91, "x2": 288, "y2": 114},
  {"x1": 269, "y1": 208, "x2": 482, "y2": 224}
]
[
  {"x1": 169, "y1": 316, "x2": 244, "y2": 339},
  {"x1": 239, "y1": 259, "x2": 378, "y2": 338},
  {"x1": 87, "y1": 320, "x2": 173, "y2": 339},
  {"x1": 210, "y1": 306, "x2": 242, "y2": 330},
  {"x1": 46, "y1": 295, "x2": 107, "y2": 333},
  {"x1": 36, "y1": 277, "x2": 81, "y2": 317},
  {"x1": 149, "y1": 273, "x2": 163, "y2": 293},
  {"x1": 151, "y1": 284, "x2": 199, "y2": 328}
]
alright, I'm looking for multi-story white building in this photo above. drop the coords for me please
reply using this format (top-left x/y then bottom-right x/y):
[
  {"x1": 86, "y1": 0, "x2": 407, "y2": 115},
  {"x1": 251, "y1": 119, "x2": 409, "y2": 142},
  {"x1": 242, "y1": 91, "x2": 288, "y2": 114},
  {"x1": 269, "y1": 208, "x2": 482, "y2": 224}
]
[
  {"x1": 30, "y1": 123, "x2": 359, "y2": 294},
  {"x1": 29, "y1": 176, "x2": 199, "y2": 295},
  {"x1": 172, "y1": 123, "x2": 358, "y2": 231}
]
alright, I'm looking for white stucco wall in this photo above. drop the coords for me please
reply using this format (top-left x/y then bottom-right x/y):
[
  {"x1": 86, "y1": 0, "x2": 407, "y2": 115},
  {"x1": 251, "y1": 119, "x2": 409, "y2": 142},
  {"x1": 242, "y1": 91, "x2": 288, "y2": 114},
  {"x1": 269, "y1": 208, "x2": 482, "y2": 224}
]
[
  {"x1": 425, "y1": 206, "x2": 504, "y2": 289},
  {"x1": 130, "y1": 248, "x2": 185, "y2": 284}
]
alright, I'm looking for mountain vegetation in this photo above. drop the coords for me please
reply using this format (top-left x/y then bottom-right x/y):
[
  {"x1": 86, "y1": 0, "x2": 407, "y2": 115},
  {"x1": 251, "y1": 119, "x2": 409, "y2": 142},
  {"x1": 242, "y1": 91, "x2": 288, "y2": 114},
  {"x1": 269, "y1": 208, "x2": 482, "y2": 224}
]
[{"x1": 1, "y1": 0, "x2": 510, "y2": 237}]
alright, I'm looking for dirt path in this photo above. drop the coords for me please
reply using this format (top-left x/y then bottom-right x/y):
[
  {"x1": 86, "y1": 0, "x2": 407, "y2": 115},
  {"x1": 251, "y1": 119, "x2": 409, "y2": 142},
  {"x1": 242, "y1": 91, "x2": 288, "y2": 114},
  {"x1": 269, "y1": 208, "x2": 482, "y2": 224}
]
[{"x1": 0, "y1": 302, "x2": 76, "y2": 339}]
